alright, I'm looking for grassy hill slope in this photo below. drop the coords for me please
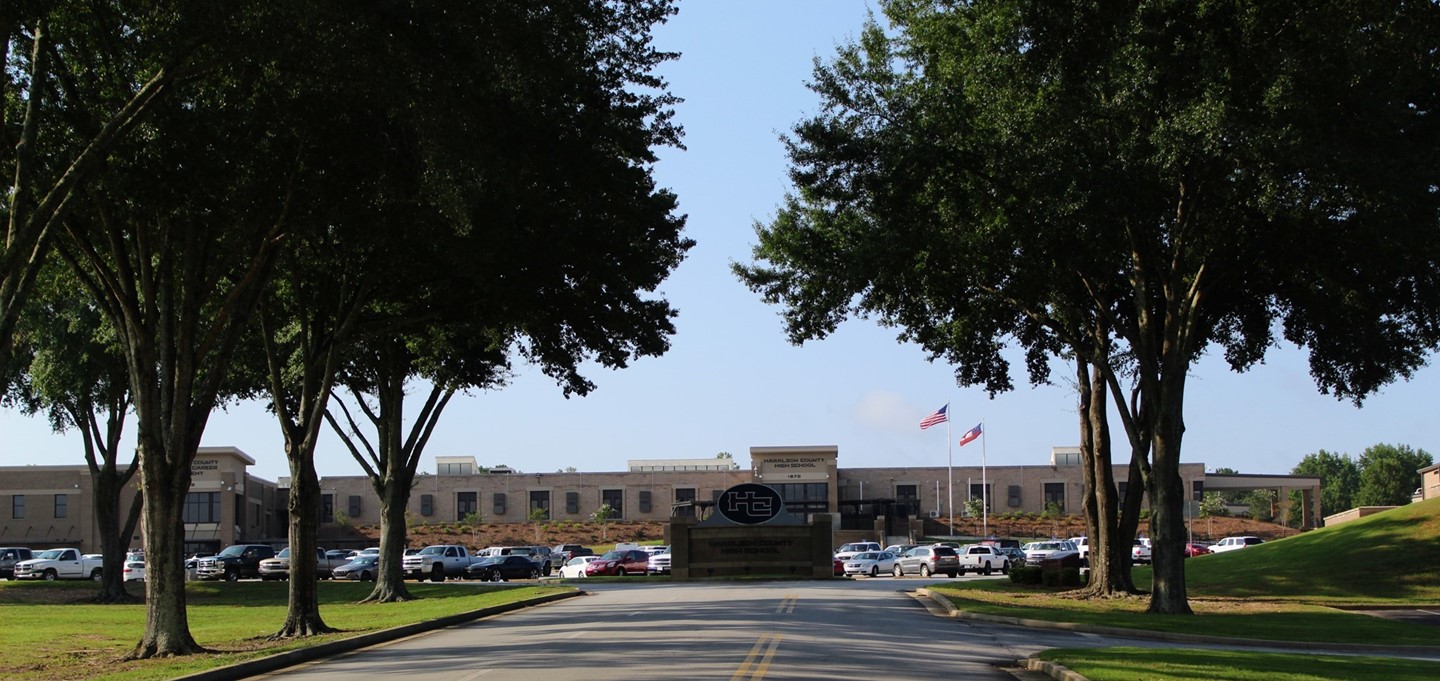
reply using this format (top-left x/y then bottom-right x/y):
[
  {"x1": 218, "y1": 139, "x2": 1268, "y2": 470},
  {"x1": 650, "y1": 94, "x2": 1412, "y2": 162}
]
[{"x1": 1178, "y1": 497, "x2": 1440, "y2": 604}]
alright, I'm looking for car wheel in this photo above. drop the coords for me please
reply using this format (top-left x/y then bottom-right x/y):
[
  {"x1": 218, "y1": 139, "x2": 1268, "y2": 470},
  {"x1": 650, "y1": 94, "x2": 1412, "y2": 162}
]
[
  {"x1": 920, "y1": 564, "x2": 931, "y2": 577},
  {"x1": 1001, "y1": 560, "x2": 1009, "y2": 575},
  {"x1": 869, "y1": 566, "x2": 878, "y2": 577},
  {"x1": 91, "y1": 569, "x2": 104, "y2": 582},
  {"x1": 44, "y1": 569, "x2": 58, "y2": 581},
  {"x1": 431, "y1": 565, "x2": 445, "y2": 583},
  {"x1": 617, "y1": 567, "x2": 627, "y2": 577},
  {"x1": 957, "y1": 566, "x2": 967, "y2": 576},
  {"x1": 225, "y1": 570, "x2": 240, "y2": 582},
  {"x1": 528, "y1": 568, "x2": 540, "y2": 579},
  {"x1": 488, "y1": 571, "x2": 503, "y2": 582},
  {"x1": 361, "y1": 571, "x2": 373, "y2": 581},
  {"x1": 982, "y1": 563, "x2": 992, "y2": 576},
  {"x1": 893, "y1": 564, "x2": 903, "y2": 577}
]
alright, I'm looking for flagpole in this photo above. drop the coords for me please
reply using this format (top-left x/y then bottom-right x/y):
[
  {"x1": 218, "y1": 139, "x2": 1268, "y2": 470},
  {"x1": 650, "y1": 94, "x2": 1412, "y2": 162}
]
[
  {"x1": 981, "y1": 418, "x2": 989, "y2": 537},
  {"x1": 946, "y1": 410, "x2": 954, "y2": 538}
]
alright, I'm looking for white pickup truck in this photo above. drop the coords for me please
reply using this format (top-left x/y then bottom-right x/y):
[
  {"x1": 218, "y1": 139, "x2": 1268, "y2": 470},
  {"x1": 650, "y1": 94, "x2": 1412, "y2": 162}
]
[
  {"x1": 955, "y1": 544, "x2": 1009, "y2": 576},
  {"x1": 14, "y1": 548, "x2": 105, "y2": 581},
  {"x1": 401, "y1": 545, "x2": 474, "y2": 582}
]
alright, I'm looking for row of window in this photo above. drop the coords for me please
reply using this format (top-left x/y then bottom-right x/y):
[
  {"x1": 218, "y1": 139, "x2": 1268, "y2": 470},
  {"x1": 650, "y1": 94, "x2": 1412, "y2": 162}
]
[{"x1": 8, "y1": 494, "x2": 67, "y2": 520}]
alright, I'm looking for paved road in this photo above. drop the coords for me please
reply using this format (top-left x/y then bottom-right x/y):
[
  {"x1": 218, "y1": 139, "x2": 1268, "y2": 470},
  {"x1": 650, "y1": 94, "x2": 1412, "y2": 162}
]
[{"x1": 253, "y1": 575, "x2": 1075, "y2": 680}]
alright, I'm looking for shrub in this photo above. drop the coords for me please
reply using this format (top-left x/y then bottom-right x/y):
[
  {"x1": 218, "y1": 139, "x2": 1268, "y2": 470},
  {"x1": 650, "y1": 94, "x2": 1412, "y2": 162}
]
[
  {"x1": 1061, "y1": 567, "x2": 1084, "y2": 587},
  {"x1": 1008, "y1": 566, "x2": 1043, "y2": 584}
]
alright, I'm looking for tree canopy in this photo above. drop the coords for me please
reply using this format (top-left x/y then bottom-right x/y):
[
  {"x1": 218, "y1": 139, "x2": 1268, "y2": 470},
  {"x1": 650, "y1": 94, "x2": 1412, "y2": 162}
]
[
  {"x1": 736, "y1": 0, "x2": 1440, "y2": 614},
  {"x1": 1356, "y1": 443, "x2": 1433, "y2": 506}
]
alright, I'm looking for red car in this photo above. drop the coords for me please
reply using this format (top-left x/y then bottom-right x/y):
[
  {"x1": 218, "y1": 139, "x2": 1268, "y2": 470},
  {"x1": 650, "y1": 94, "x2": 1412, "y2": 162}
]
[
  {"x1": 584, "y1": 549, "x2": 650, "y2": 576},
  {"x1": 1183, "y1": 542, "x2": 1212, "y2": 558},
  {"x1": 834, "y1": 558, "x2": 845, "y2": 576}
]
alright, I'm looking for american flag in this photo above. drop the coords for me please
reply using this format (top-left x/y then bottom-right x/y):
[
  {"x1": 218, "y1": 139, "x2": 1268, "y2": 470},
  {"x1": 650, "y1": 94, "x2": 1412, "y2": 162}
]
[
  {"x1": 919, "y1": 404, "x2": 948, "y2": 430},
  {"x1": 958, "y1": 423, "x2": 983, "y2": 446}
]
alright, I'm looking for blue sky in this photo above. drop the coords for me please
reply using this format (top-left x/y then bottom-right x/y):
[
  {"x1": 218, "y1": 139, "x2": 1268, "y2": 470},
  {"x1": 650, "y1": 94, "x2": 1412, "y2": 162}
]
[{"x1": 2, "y1": 0, "x2": 1435, "y2": 482}]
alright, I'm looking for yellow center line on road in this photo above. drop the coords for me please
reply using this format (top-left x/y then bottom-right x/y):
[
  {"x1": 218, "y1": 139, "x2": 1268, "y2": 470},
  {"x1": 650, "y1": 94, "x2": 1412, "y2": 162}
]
[
  {"x1": 731, "y1": 633, "x2": 783, "y2": 680},
  {"x1": 775, "y1": 595, "x2": 798, "y2": 614}
]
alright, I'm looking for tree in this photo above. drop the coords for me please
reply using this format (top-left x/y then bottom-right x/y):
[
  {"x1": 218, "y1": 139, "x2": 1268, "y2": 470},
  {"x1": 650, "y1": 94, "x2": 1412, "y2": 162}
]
[
  {"x1": 591, "y1": 503, "x2": 617, "y2": 541},
  {"x1": 1356, "y1": 444, "x2": 1433, "y2": 506},
  {"x1": 0, "y1": 3, "x2": 252, "y2": 366},
  {"x1": 735, "y1": 1, "x2": 1440, "y2": 615},
  {"x1": 1290, "y1": 451, "x2": 1360, "y2": 519},
  {"x1": 322, "y1": 0, "x2": 689, "y2": 605},
  {"x1": 2, "y1": 264, "x2": 140, "y2": 603},
  {"x1": 54, "y1": 4, "x2": 306, "y2": 655}
]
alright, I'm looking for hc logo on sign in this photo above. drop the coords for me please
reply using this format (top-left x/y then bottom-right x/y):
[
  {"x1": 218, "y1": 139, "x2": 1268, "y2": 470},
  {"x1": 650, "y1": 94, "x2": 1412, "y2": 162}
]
[{"x1": 716, "y1": 483, "x2": 784, "y2": 525}]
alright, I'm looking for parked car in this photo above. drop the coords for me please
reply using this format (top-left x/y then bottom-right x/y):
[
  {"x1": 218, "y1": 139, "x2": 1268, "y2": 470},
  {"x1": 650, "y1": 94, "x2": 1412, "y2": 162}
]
[
  {"x1": 196, "y1": 544, "x2": 277, "y2": 581},
  {"x1": 184, "y1": 553, "x2": 214, "y2": 571},
  {"x1": 843, "y1": 551, "x2": 897, "y2": 577},
  {"x1": 1210, "y1": 536, "x2": 1265, "y2": 553},
  {"x1": 466, "y1": 555, "x2": 544, "y2": 582},
  {"x1": 893, "y1": 546, "x2": 960, "y2": 578},
  {"x1": 642, "y1": 545, "x2": 670, "y2": 556},
  {"x1": 559, "y1": 555, "x2": 600, "y2": 578},
  {"x1": 1131, "y1": 539, "x2": 1152, "y2": 565},
  {"x1": 833, "y1": 542, "x2": 882, "y2": 561},
  {"x1": 123, "y1": 551, "x2": 146, "y2": 582},
  {"x1": 1021, "y1": 540, "x2": 1076, "y2": 566},
  {"x1": 883, "y1": 544, "x2": 919, "y2": 557},
  {"x1": 997, "y1": 546, "x2": 1027, "y2": 567},
  {"x1": 331, "y1": 555, "x2": 379, "y2": 581},
  {"x1": 403, "y1": 545, "x2": 476, "y2": 581},
  {"x1": 258, "y1": 547, "x2": 348, "y2": 580},
  {"x1": 1068, "y1": 536, "x2": 1090, "y2": 562},
  {"x1": 956, "y1": 544, "x2": 1009, "y2": 575},
  {"x1": 584, "y1": 549, "x2": 649, "y2": 577},
  {"x1": 549, "y1": 544, "x2": 595, "y2": 571},
  {"x1": 14, "y1": 548, "x2": 104, "y2": 581},
  {"x1": 833, "y1": 557, "x2": 845, "y2": 576},
  {"x1": 1183, "y1": 542, "x2": 1212, "y2": 558},
  {"x1": 647, "y1": 551, "x2": 672, "y2": 575},
  {"x1": 0, "y1": 547, "x2": 34, "y2": 579}
]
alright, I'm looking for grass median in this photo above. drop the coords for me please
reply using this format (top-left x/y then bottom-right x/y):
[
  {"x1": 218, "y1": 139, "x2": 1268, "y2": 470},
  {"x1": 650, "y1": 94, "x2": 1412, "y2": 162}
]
[
  {"x1": 1032, "y1": 647, "x2": 1439, "y2": 681},
  {"x1": 0, "y1": 579, "x2": 575, "y2": 681},
  {"x1": 929, "y1": 499, "x2": 1440, "y2": 678}
]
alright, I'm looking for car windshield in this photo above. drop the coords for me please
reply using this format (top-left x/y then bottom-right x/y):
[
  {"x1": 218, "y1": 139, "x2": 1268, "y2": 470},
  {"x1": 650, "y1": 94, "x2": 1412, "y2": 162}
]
[
  {"x1": 566, "y1": 557, "x2": 591, "y2": 566},
  {"x1": 275, "y1": 548, "x2": 291, "y2": 558},
  {"x1": 600, "y1": 550, "x2": 628, "y2": 560},
  {"x1": 933, "y1": 547, "x2": 957, "y2": 556},
  {"x1": 217, "y1": 545, "x2": 249, "y2": 557},
  {"x1": 351, "y1": 556, "x2": 378, "y2": 565},
  {"x1": 418, "y1": 546, "x2": 446, "y2": 556},
  {"x1": 36, "y1": 549, "x2": 65, "y2": 560},
  {"x1": 852, "y1": 552, "x2": 877, "y2": 560},
  {"x1": 474, "y1": 557, "x2": 502, "y2": 565}
]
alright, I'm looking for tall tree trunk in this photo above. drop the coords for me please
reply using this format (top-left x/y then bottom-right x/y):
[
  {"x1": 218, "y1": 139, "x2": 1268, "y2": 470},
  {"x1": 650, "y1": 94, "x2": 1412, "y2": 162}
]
[
  {"x1": 131, "y1": 437, "x2": 205, "y2": 657},
  {"x1": 1146, "y1": 388, "x2": 1193, "y2": 614},
  {"x1": 1076, "y1": 358, "x2": 1134, "y2": 596},
  {"x1": 92, "y1": 480, "x2": 143, "y2": 603},
  {"x1": 272, "y1": 454, "x2": 334, "y2": 637},
  {"x1": 363, "y1": 478, "x2": 417, "y2": 603}
]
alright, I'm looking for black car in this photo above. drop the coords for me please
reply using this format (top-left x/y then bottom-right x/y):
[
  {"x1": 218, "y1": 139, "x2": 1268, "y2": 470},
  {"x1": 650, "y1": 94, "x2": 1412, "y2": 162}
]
[{"x1": 465, "y1": 555, "x2": 544, "y2": 582}]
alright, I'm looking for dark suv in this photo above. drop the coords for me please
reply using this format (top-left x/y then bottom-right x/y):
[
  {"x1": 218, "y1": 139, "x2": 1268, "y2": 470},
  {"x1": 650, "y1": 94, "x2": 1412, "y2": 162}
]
[
  {"x1": 893, "y1": 545, "x2": 960, "y2": 578},
  {"x1": 0, "y1": 547, "x2": 33, "y2": 579},
  {"x1": 549, "y1": 544, "x2": 594, "y2": 571}
]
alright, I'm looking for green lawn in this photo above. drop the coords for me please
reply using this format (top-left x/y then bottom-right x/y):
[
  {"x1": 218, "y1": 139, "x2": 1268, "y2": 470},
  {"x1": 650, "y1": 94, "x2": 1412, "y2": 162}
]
[
  {"x1": 929, "y1": 500, "x2": 1440, "y2": 677},
  {"x1": 0, "y1": 580, "x2": 573, "y2": 681},
  {"x1": 1035, "y1": 647, "x2": 1439, "y2": 681}
]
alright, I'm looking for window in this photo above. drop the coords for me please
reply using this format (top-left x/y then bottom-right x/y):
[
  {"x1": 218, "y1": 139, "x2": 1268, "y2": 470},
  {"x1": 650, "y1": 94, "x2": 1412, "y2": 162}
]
[
  {"x1": 493, "y1": 492, "x2": 507, "y2": 516},
  {"x1": 969, "y1": 483, "x2": 993, "y2": 513},
  {"x1": 674, "y1": 488, "x2": 696, "y2": 504},
  {"x1": 347, "y1": 495, "x2": 362, "y2": 518},
  {"x1": 12, "y1": 494, "x2": 24, "y2": 519},
  {"x1": 1191, "y1": 480, "x2": 1205, "y2": 501},
  {"x1": 183, "y1": 492, "x2": 221, "y2": 523},
  {"x1": 1007, "y1": 485, "x2": 1022, "y2": 508},
  {"x1": 565, "y1": 491, "x2": 579, "y2": 515},
  {"x1": 420, "y1": 494, "x2": 434, "y2": 517},
  {"x1": 1043, "y1": 482, "x2": 1066, "y2": 513},
  {"x1": 54, "y1": 494, "x2": 67, "y2": 519},
  {"x1": 320, "y1": 494, "x2": 335, "y2": 524},
  {"x1": 437, "y1": 461, "x2": 473, "y2": 476},
  {"x1": 638, "y1": 490, "x2": 652, "y2": 514},
  {"x1": 776, "y1": 483, "x2": 828, "y2": 513},
  {"x1": 529, "y1": 491, "x2": 550, "y2": 520},
  {"x1": 601, "y1": 489, "x2": 624, "y2": 519},
  {"x1": 457, "y1": 492, "x2": 477, "y2": 521},
  {"x1": 895, "y1": 484, "x2": 918, "y2": 516}
]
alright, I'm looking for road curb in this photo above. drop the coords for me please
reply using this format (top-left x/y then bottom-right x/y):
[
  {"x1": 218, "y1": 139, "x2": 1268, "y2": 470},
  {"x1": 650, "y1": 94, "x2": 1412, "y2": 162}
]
[
  {"x1": 914, "y1": 588, "x2": 1440, "y2": 681},
  {"x1": 171, "y1": 589, "x2": 584, "y2": 681}
]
